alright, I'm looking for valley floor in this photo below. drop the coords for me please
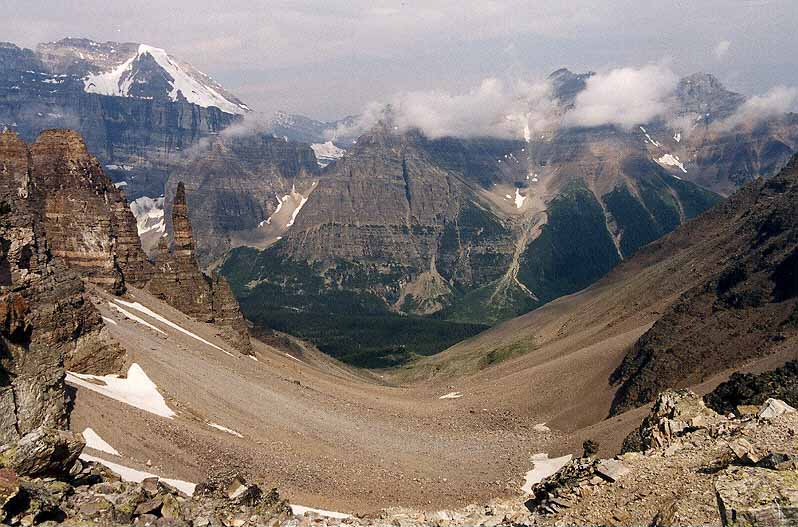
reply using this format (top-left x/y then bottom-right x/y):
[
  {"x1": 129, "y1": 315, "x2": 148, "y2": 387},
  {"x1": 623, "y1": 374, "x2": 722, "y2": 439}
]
[{"x1": 68, "y1": 285, "x2": 797, "y2": 515}]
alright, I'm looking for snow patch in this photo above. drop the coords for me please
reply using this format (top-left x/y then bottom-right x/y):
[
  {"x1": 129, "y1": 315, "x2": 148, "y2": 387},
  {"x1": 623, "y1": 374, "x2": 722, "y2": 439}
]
[
  {"x1": 109, "y1": 302, "x2": 166, "y2": 335},
  {"x1": 286, "y1": 195, "x2": 308, "y2": 228},
  {"x1": 67, "y1": 363, "x2": 176, "y2": 419},
  {"x1": 310, "y1": 141, "x2": 345, "y2": 167},
  {"x1": 533, "y1": 423, "x2": 551, "y2": 433},
  {"x1": 640, "y1": 126, "x2": 661, "y2": 147},
  {"x1": 129, "y1": 196, "x2": 165, "y2": 237},
  {"x1": 655, "y1": 153, "x2": 688, "y2": 174},
  {"x1": 285, "y1": 353, "x2": 303, "y2": 363},
  {"x1": 113, "y1": 299, "x2": 234, "y2": 357},
  {"x1": 673, "y1": 132, "x2": 681, "y2": 143},
  {"x1": 291, "y1": 505, "x2": 351, "y2": 520},
  {"x1": 522, "y1": 453, "x2": 573, "y2": 493},
  {"x1": 101, "y1": 316, "x2": 118, "y2": 326},
  {"x1": 439, "y1": 392, "x2": 463, "y2": 399},
  {"x1": 208, "y1": 423, "x2": 243, "y2": 438},
  {"x1": 260, "y1": 195, "x2": 285, "y2": 227},
  {"x1": 514, "y1": 188, "x2": 527, "y2": 209},
  {"x1": 79, "y1": 453, "x2": 196, "y2": 495},
  {"x1": 82, "y1": 428, "x2": 120, "y2": 456}
]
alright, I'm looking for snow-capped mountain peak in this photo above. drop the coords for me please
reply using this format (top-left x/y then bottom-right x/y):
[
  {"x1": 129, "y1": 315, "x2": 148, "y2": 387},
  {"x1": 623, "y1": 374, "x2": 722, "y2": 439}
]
[{"x1": 78, "y1": 42, "x2": 249, "y2": 114}]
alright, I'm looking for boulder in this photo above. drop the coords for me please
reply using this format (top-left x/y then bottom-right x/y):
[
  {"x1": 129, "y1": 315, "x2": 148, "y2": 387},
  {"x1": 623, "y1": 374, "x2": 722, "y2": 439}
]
[
  {"x1": 728, "y1": 438, "x2": 762, "y2": 465},
  {"x1": 715, "y1": 466, "x2": 798, "y2": 526},
  {"x1": 757, "y1": 398, "x2": 797, "y2": 420},
  {"x1": 621, "y1": 390, "x2": 722, "y2": 453},
  {"x1": 0, "y1": 427, "x2": 84, "y2": 477},
  {"x1": 595, "y1": 459, "x2": 630, "y2": 482},
  {"x1": 161, "y1": 493, "x2": 182, "y2": 520}
]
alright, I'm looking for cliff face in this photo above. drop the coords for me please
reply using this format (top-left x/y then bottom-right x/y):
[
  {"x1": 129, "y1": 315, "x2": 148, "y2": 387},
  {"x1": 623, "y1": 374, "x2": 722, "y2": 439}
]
[
  {"x1": 0, "y1": 131, "x2": 123, "y2": 444},
  {"x1": 0, "y1": 130, "x2": 251, "y2": 356},
  {"x1": 149, "y1": 182, "x2": 252, "y2": 354},
  {"x1": 29, "y1": 130, "x2": 152, "y2": 292},
  {"x1": 163, "y1": 133, "x2": 320, "y2": 266}
]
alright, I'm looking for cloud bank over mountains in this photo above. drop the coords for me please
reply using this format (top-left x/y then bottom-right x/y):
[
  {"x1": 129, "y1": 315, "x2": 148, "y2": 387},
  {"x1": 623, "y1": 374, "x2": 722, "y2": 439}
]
[{"x1": 326, "y1": 63, "x2": 798, "y2": 142}]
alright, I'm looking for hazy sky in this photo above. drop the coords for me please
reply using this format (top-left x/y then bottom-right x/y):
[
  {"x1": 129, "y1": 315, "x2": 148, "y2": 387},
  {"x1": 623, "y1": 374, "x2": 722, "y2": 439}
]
[{"x1": 6, "y1": 0, "x2": 798, "y2": 120}]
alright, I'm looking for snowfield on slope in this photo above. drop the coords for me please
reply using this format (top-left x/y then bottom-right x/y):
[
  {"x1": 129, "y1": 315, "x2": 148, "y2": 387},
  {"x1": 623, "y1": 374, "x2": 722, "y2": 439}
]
[
  {"x1": 109, "y1": 302, "x2": 166, "y2": 335},
  {"x1": 310, "y1": 141, "x2": 346, "y2": 167},
  {"x1": 82, "y1": 427, "x2": 121, "y2": 456},
  {"x1": 67, "y1": 363, "x2": 176, "y2": 419},
  {"x1": 113, "y1": 299, "x2": 234, "y2": 357},
  {"x1": 130, "y1": 196, "x2": 165, "y2": 236},
  {"x1": 79, "y1": 453, "x2": 196, "y2": 495},
  {"x1": 522, "y1": 453, "x2": 573, "y2": 493}
]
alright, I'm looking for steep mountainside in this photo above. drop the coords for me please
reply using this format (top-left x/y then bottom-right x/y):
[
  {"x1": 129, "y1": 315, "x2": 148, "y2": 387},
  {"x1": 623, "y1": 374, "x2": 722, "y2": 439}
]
[
  {"x1": 610, "y1": 155, "x2": 798, "y2": 414},
  {"x1": 220, "y1": 121, "x2": 718, "y2": 365},
  {"x1": 0, "y1": 40, "x2": 242, "y2": 199},
  {"x1": 410, "y1": 154, "x2": 798, "y2": 424},
  {"x1": 37, "y1": 38, "x2": 249, "y2": 114},
  {"x1": 0, "y1": 131, "x2": 123, "y2": 444},
  {"x1": 163, "y1": 133, "x2": 320, "y2": 266}
]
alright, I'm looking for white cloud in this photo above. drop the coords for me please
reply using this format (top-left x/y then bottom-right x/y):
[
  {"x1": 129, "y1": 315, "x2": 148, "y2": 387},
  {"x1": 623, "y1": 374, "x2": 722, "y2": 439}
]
[
  {"x1": 714, "y1": 40, "x2": 732, "y2": 60},
  {"x1": 562, "y1": 65, "x2": 678, "y2": 129},
  {"x1": 715, "y1": 85, "x2": 798, "y2": 131},
  {"x1": 325, "y1": 78, "x2": 560, "y2": 141}
]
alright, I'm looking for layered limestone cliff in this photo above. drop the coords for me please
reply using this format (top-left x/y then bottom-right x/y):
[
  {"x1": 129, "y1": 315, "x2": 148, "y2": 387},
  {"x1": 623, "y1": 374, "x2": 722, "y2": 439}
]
[
  {"x1": 163, "y1": 133, "x2": 320, "y2": 266},
  {"x1": 0, "y1": 130, "x2": 251, "y2": 356},
  {"x1": 29, "y1": 130, "x2": 152, "y2": 292},
  {"x1": 0, "y1": 131, "x2": 123, "y2": 444}
]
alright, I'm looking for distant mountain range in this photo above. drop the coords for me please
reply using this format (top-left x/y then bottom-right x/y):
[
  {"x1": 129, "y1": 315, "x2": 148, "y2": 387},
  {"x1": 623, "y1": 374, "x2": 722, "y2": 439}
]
[{"x1": 2, "y1": 37, "x2": 798, "y2": 365}]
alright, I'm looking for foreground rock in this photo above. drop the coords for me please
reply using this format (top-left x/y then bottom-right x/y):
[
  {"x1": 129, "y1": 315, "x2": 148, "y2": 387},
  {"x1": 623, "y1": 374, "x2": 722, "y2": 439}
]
[
  {"x1": 716, "y1": 466, "x2": 798, "y2": 526},
  {"x1": 522, "y1": 391, "x2": 798, "y2": 527},
  {"x1": 0, "y1": 446, "x2": 293, "y2": 526},
  {"x1": 0, "y1": 428, "x2": 84, "y2": 478},
  {"x1": 0, "y1": 131, "x2": 123, "y2": 445}
]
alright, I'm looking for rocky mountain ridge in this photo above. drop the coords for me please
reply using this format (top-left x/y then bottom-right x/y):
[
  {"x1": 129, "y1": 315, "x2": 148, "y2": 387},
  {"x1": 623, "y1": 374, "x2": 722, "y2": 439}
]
[
  {"x1": 219, "y1": 120, "x2": 719, "y2": 364},
  {"x1": 37, "y1": 38, "x2": 250, "y2": 115},
  {"x1": 0, "y1": 40, "x2": 242, "y2": 200},
  {"x1": 0, "y1": 128, "x2": 251, "y2": 355},
  {"x1": 610, "y1": 153, "x2": 798, "y2": 414},
  {"x1": 0, "y1": 131, "x2": 123, "y2": 447}
]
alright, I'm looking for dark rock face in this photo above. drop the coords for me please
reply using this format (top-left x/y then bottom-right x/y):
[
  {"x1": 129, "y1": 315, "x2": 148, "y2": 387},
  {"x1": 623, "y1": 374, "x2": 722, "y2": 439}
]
[
  {"x1": 704, "y1": 360, "x2": 798, "y2": 416},
  {"x1": 610, "y1": 155, "x2": 798, "y2": 415},
  {"x1": 149, "y1": 182, "x2": 252, "y2": 354},
  {"x1": 0, "y1": 130, "x2": 123, "y2": 445}
]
